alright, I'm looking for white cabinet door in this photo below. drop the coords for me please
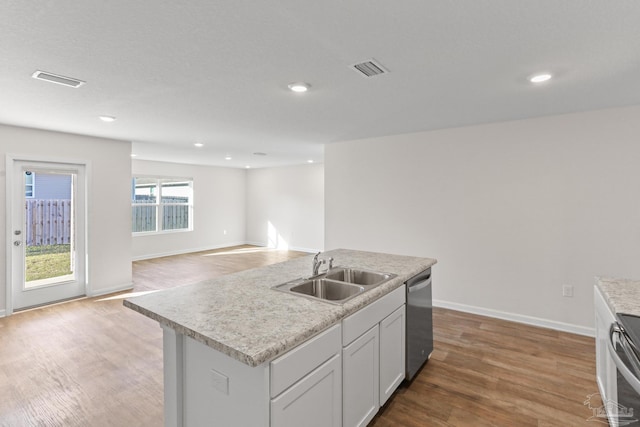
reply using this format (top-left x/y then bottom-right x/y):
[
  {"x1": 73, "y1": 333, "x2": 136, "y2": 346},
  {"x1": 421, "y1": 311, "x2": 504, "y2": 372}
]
[
  {"x1": 271, "y1": 324, "x2": 341, "y2": 398},
  {"x1": 343, "y1": 325, "x2": 379, "y2": 427},
  {"x1": 379, "y1": 305, "x2": 405, "y2": 406},
  {"x1": 594, "y1": 286, "x2": 618, "y2": 407},
  {"x1": 271, "y1": 354, "x2": 342, "y2": 427}
]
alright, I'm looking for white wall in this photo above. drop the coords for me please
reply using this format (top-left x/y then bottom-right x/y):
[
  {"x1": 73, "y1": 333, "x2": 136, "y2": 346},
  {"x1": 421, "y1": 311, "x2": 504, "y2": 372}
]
[
  {"x1": 132, "y1": 160, "x2": 246, "y2": 259},
  {"x1": 0, "y1": 124, "x2": 132, "y2": 313},
  {"x1": 325, "y1": 105, "x2": 640, "y2": 334},
  {"x1": 246, "y1": 164, "x2": 323, "y2": 252}
]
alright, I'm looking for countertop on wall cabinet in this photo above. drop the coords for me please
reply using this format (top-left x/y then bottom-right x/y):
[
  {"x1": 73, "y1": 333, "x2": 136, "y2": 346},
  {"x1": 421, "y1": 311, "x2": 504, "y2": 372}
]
[
  {"x1": 596, "y1": 277, "x2": 640, "y2": 317},
  {"x1": 124, "y1": 248, "x2": 436, "y2": 367}
]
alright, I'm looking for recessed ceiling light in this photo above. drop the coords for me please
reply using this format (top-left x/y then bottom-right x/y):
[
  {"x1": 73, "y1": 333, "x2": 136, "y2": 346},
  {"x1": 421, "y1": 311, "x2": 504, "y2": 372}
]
[
  {"x1": 245, "y1": 165, "x2": 251, "y2": 169},
  {"x1": 288, "y1": 82, "x2": 310, "y2": 93},
  {"x1": 194, "y1": 142, "x2": 204, "y2": 147},
  {"x1": 99, "y1": 115, "x2": 116, "y2": 122},
  {"x1": 225, "y1": 156, "x2": 232, "y2": 160},
  {"x1": 130, "y1": 154, "x2": 137, "y2": 158},
  {"x1": 307, "y1": 160, "x2": 314, "y2": 164},
  {"x1": 529, "y1": 73, "x2": 552, "y2": 83}
]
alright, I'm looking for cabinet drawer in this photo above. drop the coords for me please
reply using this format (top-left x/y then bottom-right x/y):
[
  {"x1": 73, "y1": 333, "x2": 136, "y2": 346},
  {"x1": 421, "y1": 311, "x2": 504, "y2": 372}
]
[
  {"x1": 271, "y1": 324, "x2": 341, "y2": 398},
  {"x1": 342, "y1": 286, "x2": 405, "y2": 347}
]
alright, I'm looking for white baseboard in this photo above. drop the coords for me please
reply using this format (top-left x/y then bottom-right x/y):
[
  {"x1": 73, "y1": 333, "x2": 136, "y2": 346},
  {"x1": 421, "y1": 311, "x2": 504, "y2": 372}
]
[
  {"x1": 134, "y1": 241, "x2": 318, "y2": 261},
  {"x1": 132, "y1": 241, "x2": 248, "y2": 261},
  {"x1": 244, "y1": 241, "x2": 319, "y2": 254},
  {"x1": 433, "y1": 299, "x2": 595, "y2": 337},
  {"x1": 88, "y1": 282, "x2": 134, "y2": 298},
  {"x1": 288, "y1": 246, "x2": 321, "y2": 253}
]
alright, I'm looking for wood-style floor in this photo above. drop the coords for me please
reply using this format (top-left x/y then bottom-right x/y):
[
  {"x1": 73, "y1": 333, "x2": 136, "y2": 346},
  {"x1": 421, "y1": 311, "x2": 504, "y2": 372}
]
[
  {"x1": 370, "y1": 311, "x2": 601, "y2": 427},
  {"x1": 0, "y1": 245, "x2": 602, "y2": 426}
]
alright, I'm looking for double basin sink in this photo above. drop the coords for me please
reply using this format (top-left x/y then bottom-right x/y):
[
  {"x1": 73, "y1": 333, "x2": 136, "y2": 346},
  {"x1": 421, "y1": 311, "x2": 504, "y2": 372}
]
[{"x1": 273, "y1": 267, "x2": 397, "y2": 304}]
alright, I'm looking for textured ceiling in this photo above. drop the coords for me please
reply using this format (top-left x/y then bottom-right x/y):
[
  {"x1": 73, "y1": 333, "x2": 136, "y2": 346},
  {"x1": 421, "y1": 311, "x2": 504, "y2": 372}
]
[{"x1": 1, "y1": 1, "x2": 640, "y2": 168}]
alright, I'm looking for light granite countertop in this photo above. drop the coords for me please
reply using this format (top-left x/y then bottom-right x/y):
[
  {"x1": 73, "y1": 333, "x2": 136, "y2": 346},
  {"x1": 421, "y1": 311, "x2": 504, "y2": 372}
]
[
  {"x1": 124, "y1": 249, "x2": 437, "y2": 367},
  {"x1": 596, "y1": 277, "x2": 640, "y2": 317}
]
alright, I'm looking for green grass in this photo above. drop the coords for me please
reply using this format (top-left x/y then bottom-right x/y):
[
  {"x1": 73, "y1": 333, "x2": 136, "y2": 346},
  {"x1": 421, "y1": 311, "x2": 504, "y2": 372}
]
[
  {"x1": 26, "y1": 244, "x2": 71, "y2": 256},
  {"x1": 25, "y1": 244, "x2": 73, "y2": 282}
]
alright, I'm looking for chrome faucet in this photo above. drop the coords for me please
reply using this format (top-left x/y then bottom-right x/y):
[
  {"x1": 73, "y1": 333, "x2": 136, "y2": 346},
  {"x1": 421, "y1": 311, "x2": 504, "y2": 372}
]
[
  {"x1": 312, "y1": 252, "x2": 322, "y2": 276},
  {"x1": 312, "y1": 252, "x2": 334, "y2": 276}
]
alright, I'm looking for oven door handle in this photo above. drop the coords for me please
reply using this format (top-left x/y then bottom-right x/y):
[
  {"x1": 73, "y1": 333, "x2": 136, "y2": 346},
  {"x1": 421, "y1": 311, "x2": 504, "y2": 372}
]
[{"x1": 608, "y1": 323, "x2": 640, "y2": 395}]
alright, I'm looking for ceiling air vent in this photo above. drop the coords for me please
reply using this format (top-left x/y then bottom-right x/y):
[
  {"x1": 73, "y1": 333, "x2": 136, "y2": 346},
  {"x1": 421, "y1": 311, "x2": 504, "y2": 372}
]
[
  {"x1": 32, "y1": 70, "x2": 85, "y2": 88},
  {"x1": 351, "y1": 59, "x2": 388, "y2": 78}
]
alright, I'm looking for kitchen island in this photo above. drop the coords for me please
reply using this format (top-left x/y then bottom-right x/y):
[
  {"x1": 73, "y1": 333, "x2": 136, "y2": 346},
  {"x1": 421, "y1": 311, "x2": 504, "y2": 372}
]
[{"x1": 124, "y1": 248, "x2": 436, "y2": 427}]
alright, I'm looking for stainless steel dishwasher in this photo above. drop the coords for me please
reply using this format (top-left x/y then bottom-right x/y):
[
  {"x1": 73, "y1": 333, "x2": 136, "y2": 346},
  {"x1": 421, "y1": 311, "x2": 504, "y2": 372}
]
[{"x1": 405, "y1": 268, "x2": 433, "y2": 381}]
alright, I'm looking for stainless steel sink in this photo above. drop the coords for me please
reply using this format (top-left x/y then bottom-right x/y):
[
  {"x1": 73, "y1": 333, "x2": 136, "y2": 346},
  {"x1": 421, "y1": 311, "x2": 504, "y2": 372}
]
[
  {"x1": 273, "y1": 267, "x2": 396, "y2": 304},
  {"x1": 290, "y1": 279, "x2": 364, "y2": 301},
  {"x1": 324, "y1": 267, "x2": 395, "y2": 287}
]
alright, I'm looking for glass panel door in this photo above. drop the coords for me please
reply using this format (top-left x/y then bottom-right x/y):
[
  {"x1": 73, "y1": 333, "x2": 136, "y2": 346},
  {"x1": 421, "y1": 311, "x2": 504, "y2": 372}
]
[
  {"x1": 11, "y1": 161, "x2": 86, "y2": 310},
  {"x1": 24, "y1": 171, "x2": 75, "y2": 287}
]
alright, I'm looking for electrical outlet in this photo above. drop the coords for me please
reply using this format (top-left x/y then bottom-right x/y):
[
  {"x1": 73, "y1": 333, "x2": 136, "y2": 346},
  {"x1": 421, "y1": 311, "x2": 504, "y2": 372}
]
[
  {"x1": 562, "y1": 284, "x2": 574, "y2": 298},
  {"x1": 210, "y1": 368, "x2": 229, "y2": 394}
]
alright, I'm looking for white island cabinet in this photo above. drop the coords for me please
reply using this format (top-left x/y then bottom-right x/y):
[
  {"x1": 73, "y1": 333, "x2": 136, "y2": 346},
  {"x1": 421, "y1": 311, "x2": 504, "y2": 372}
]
[
  {"x1": 164, "y1": 324, "x2": 342, "y2": 427},
  {"x1": 342, "y1": 286, "x2": 406, "y2": 427},
  {"x1": 270, "y1": 324, "x2": 342, "y2": 427},
  {"x1": 343, "y1": 325, "x2": 379, "y2": 427},
  {"x1": 162, "y1": 287, "x2": 407, "y2": 427}
]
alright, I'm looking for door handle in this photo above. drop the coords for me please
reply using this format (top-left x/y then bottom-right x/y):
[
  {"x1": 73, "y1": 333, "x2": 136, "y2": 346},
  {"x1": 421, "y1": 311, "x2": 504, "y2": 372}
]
[
  {"x1": 609, "y1": 322, "x2": 640, "y2": 395},
  {"x1": 13, "y1": 241, "x2": 22, "y2": 246}
]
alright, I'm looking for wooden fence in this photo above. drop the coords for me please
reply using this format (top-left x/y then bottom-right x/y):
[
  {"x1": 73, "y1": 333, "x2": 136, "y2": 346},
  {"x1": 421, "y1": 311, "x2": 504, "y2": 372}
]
[
  {"x1": 25, "y1": 200, "x2": 71, "y2": 246},
  {"x1": 162, "y1": 205, "x2": 189, "y2": 230},
  {"x1": 132, "y1": 204, "x2": 189, "y2": 232},
  {"x1": 132, "y1": 205, "x2": 157, "y2": 232}
]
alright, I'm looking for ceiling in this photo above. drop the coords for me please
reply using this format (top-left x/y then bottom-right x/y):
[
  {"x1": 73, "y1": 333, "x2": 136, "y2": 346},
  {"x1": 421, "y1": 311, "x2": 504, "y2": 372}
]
[{"x1": 2, "y1": 1, "x2": 640, "y2": 168}]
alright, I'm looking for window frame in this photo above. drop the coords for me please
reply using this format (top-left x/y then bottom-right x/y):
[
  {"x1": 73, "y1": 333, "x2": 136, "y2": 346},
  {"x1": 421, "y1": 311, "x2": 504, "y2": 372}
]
[{"x1": 132, "y1": 176, "x2": 193, "y2": 235}]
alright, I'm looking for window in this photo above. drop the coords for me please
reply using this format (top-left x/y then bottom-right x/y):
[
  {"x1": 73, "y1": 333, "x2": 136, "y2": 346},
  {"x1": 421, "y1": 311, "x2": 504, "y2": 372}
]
[
  {"x1": 132, "y1": 176, "x2": 193, "y2": 234},
  {"x1": 25, "y1": 171, "x2": 35, "y2": 198}
]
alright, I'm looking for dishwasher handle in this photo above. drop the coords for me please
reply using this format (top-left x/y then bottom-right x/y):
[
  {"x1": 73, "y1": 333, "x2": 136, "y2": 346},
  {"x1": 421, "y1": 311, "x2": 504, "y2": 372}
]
[
  {"x1": 406, "y1": 269, "x2": 432, "y2": 293},
  {"x1": 408, "y1": 277, "x2": 431, "y2": 293}
]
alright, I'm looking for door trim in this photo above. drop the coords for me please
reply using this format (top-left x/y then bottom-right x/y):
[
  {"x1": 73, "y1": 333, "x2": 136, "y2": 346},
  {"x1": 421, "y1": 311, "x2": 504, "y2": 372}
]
[{"x1": 5, "y1": 154, "x2": 90, "y2": 316}]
